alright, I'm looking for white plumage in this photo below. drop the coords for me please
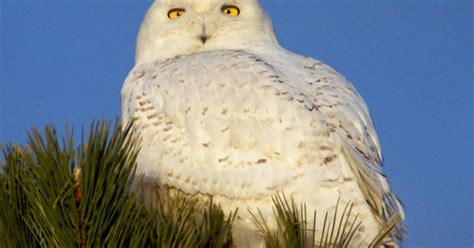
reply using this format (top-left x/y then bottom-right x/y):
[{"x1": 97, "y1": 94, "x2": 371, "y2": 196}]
[{"x1": 122, "y1": 0, "x2": 405, "y2": 246}]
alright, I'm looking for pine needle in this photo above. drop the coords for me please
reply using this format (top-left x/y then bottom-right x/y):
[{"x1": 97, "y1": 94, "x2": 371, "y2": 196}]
[
  {"x1": 251, "y1": 192, "x2": 400, "y2": 248},
  {"x1": 0, "y1": 119, "x2": 234, "y2": 248}
]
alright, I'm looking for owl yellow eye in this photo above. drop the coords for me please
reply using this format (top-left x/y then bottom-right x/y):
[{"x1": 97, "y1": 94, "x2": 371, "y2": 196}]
[
  {"x1": 168, "y1": 8, "x2": 185, "y2": 20},
  {"x1": 221, "y1": 5, "x2": 240, "y2": 16}
]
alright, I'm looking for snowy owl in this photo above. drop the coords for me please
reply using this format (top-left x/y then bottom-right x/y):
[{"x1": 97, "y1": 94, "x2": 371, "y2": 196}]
[{"x1": 121, "y1": 0, "x2": 405, "y2": 246}]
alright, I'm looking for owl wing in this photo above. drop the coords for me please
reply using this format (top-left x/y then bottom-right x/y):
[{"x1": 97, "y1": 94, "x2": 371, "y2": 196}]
[{"x1": 297, "y1": 56, "x2": 406, "y2": 238}]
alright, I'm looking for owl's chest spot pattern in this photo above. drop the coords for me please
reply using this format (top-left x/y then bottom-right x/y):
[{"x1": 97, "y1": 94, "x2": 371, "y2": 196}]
[{"x1": 124, "y1": 50, "x2": 348, "y2": 200}]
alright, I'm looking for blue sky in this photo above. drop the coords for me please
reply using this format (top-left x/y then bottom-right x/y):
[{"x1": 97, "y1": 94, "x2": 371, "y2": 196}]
[{"x1": 0, "y1": 0, "x2": 472, "y2": 246}]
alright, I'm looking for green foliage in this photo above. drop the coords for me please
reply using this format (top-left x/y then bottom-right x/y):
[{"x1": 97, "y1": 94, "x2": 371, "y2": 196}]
[
  {"x1": 0, "y1": 146, "x2": 38, "y2": 248},
  {"x1": 0, "y1": 120, "x2": 233, "y2": 248},
  {"x1": 250, "y1": 194, "x2": 362, "y2": 248},
  {"x1": 156, "y1": 193, "x2": 235, "y2": 248},
  {"x1": 0, "y1": 120, "x2": 399, "y2": 248},
  {"x1": 251, "y1": 193, "x2": 401, "y2": 248}
]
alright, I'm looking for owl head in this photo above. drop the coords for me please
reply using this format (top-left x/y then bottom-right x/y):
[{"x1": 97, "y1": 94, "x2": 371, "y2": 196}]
[{"x1": 135, "y1": 0, "x2": 278, "y2": 64}]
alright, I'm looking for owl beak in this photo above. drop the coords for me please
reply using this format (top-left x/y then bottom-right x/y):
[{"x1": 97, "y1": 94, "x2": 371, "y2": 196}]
[
  {"x1": 200, "y1": 34, "x2": 209, "y2": 44},
  {"x1": 198, "y1": 22, "x2": 212, "y2": 45}
]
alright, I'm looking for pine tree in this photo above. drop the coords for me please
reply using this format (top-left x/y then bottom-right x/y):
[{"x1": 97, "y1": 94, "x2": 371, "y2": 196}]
[{"x1": 0, "y1": 120, "x2": 400, "y2": 247}]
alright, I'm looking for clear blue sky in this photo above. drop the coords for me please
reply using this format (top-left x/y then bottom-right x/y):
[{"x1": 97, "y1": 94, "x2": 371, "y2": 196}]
[{"x1": 0, "y1": 0, "x2": 472, "y2": 247}]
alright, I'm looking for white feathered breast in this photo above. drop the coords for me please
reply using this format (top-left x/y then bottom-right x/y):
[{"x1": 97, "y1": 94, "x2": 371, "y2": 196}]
[{"x1": 122, "y1": 49, "x2": 405, "y2": 244}]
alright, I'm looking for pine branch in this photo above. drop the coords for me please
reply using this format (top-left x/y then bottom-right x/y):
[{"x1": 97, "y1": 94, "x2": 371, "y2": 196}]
[
  {"x1": 0, "y1": 145, "x2": 38, "y2": 248},
  {"x1": 0, "y1": 120, "x2": 234, "y2": 248},
  {"x1": 250, "y1": 193, "x2": 401, "y2": 248}
]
